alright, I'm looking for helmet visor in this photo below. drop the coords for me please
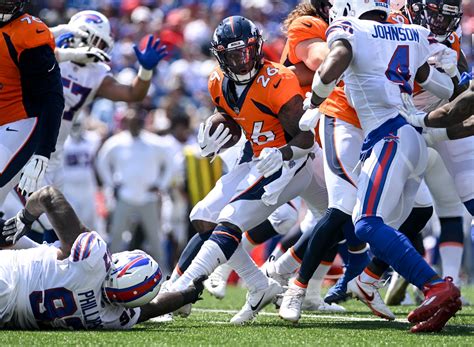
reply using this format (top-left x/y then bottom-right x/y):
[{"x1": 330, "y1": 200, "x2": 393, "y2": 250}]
[
  {"x1": 223, "y1": 44, "x2": 258, "y2": 76},
  {"x1": 425, "y1": 4, "x2": 461, "y2": 36},
  {"x1": 0, "y1": 0, "x2": 21, "y2": 21}
]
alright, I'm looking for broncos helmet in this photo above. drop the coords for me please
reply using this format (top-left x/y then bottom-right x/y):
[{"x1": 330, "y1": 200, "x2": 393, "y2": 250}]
[
  {"x1": 0, "y1": 0, "x2": 28, "y2": 23},
  {"x1": 407, "y1": 0, "x2": 462, "y2": 41},
  {"x1": 310, "y1": 0, "x2": 333, "y2": 23},
  {"x1": 210, "y1": 16, "x2": 264, "y2": 84},
  {"x1": 68, "y1": 10, "x2": 114, "y2": 53},
  {"x1": 103, "y1": 250, "x2": 162, "y2": 308}
]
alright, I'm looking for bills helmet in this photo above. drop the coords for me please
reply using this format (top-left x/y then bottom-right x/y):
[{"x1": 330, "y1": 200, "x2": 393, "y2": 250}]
[
  {"x1": 407, "y1": 0, "x2": 462, "y2": 41},
  {"x1": 0, "y1": 0, "x2": 27, "y2": 23},
  {"x1": 330, "y1": 0, "x2": 391, "y2": 20},
  {"x1": 103, "y1": 250, "x2": 162, "y2": 308},
  {"x1": 68, "y1": 10, "x2": 114, "y2": 53},
  {"x1": 211, "y1": 16, "x2": 264, "y2": 84},
  {"x1": 310, "y1": 0, "x2": 333, "y2": 23}
]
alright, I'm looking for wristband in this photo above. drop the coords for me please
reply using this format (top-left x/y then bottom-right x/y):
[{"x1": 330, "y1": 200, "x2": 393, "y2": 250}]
[
  {"x1": 311, "y1": 72, "x2": 337, "y2": 99},
  {"x1": 21, "y1": 209, "x2": 37, "y2": 225},
  {"x1": 138, "y1": 66, "x2": 153, "y2": 81}
]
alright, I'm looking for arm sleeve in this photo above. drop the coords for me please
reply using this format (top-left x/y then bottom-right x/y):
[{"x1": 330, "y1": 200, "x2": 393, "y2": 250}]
[
  {"x1": 69, "y1": 231, "x2": 110, "y2": 271},
  {"x1": 18, "y1": 45, "x2": 64, "y2": 158}
]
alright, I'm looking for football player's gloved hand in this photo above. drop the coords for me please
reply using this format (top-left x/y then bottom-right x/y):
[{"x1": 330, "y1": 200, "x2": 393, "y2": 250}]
[
  {"x1": 50, "y1": 24, "x2": 89, "y2": 40},
  {"x1": 2, "y1": 209, "x2": 37, "y2": 245},
  {"x1": 133, "y1": 35, "x2": 168, "y2": 71},
  {"x1": 18, "y1": 155, "x2": 49, "y2": 197},
  {"x1": 56, "y1": 46, "x2": 111, "y2": 64},
  {"x1": 431, "y1": 48, "x2": 459, "y2": 78},
  {"x1": 198, "y1": 122, "x2": 231, "y2": 158},
  {"x1": 299, "y1": 92, "x2": 321, "y2": 132},
  {"x1": 256, "y1": 147, "x2": 283, "y2": 178},
  {"x1": 184, "y1": 275, "x2": 207, "y2": 304},
  {"x1": 398, "y1": 93, "x2": 427, "y2": 128}
]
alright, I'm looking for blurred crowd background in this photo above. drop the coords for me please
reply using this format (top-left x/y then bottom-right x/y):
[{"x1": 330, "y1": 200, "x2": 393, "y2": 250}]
[{"x1": 20, "y1": 1, "x2": 473, "y2": 282}]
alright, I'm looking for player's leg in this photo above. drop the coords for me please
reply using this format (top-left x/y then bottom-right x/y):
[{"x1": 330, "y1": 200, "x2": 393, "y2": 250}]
[{"x1": 352, "y1": 127, "x2": 460, "y2": 327}]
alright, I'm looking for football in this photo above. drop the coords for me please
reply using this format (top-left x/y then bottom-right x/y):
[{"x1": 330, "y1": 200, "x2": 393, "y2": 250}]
[{"x1": 208, "y1": 111, "x2": 242, "y2": 149}]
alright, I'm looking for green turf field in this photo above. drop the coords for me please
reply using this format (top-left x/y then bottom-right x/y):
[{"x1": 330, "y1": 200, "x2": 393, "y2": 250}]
[{"x1": 1, "y1": 286, "x2": 473, "y2": 346}]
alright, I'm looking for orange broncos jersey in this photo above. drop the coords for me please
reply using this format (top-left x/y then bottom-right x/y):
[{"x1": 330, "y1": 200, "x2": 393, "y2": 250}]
[
  {"x1": 281, "y1": 15, "x2": 360, "y2": 129},
  {"x1": 208, "y1": 60, "x2": 303, "y2": 157},
  {"x1": 387, "y1": 11, "x2": 461, "y2": 95},
  {"x1": 0, "y1": 13, "x2": 55, "y2": 126}
]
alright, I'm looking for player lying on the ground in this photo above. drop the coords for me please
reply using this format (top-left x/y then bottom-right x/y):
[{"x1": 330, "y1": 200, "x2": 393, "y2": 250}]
[{"x1": 0, "y1": 186, "x2": 205, "y2": 329}]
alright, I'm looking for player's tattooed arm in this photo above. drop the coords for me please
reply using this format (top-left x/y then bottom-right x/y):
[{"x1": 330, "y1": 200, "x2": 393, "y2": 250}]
[
  {"x1": 95, "y1": 75, "x2": 151, "y2": 103},
  {"x1": 24, "y1": 186, "x2": 89, "y2": 258},
  {"x1": 277, "y1": 95, "x2": 315, "y2": 160}
]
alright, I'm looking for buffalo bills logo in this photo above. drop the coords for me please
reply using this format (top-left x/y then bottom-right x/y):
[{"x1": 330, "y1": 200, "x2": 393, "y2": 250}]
[{"x1": 76, "y1": 13, "x2": 103, "y2": 24}]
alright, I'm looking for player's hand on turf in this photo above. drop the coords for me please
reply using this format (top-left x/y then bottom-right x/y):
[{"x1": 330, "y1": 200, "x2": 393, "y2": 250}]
[
  {"x1": 2, "y1": 209, "x2": 37, "y2": 244},
  {"x1": 133, "y1": 35, "x2": 168, "y2": 70},
  {"x1": 18, "y1": 155, "x2": 49, "y2": 197},
  {"x1": 256, "y1": 147, "x2": 283, "y2": 178},
  {"x1": 198, "y1": 122, "x2": 232, "y2": 158},
  {"x1": 398, "y1": 93, "x2": 427, "y2": 128},
  {"x1": 50, "y1": 24, "x2": 89, "y2": 40},
  {"x1": 299, "y1": 92, "x2": 321, "y2": 132},
  {"x1": 188, "y1": 275, "x2": 207, "y2": 303}
]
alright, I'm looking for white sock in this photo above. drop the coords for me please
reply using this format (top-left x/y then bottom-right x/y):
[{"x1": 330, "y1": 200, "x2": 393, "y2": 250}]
[
  {"x1": 359, "y1": 269, "x2": 379, "y2": 284},
  {"x1": 171, "y1": 240, "x2": 226, "y2": 291},
  {"x1": 213, "y1": 263, "x2": 233, "y2": 282},
  {"x1": 439, "y1": 244, "x2": 463, "y2": 285},
  {"x1": 306, "y1": 263, "x2": 331, "y2": 298},
  {"x1": 227, "y1": 244, "x2": 269, "y2": 292},
  {"x1": 274, "y1": 247, "x2": 301, "y2": 275},
  {"x1": 241, "y1": 232, "x2": 256, "y2": 253},
  {"x1": 270, "y1": 243, "x2": 285, "y2": 260},
  {"x1": 169, "y1": 267, "x2": 181, "y2": 283}
]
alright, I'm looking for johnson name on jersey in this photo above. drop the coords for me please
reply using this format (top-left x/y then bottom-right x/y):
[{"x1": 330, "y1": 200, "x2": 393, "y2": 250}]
[{"x1": 326, "y1": 17, "x2": 444, "y2": 134}]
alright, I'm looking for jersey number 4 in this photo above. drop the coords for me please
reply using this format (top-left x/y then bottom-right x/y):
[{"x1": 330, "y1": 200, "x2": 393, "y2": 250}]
[{"x1": 385, "y1": 45, "x2": 412, "y2": 94}]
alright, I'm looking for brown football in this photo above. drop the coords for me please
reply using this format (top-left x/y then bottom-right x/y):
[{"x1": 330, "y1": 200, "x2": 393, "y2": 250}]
[{"x1": 208, "y1": 112, "x2": 242, "y2": 149}]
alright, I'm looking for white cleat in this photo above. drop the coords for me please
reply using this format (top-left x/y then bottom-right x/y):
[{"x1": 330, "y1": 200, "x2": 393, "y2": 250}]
[
  {"x1": 347, "y1": 276, "x2": 395, "y2": 321},
  {"x1": 263, "y1": 257, "x2": 291, "y2": 287},
  {"x1": 279, "y1": 281, "x2": 306, "y2": 323},
  {"x1": 302, "y1": 295, "x2": 346, "y2": 312},
  {"x1": 174, "y1": 303, "x2": 192, "y2": 318},
  {"x1": 230, "y1": 279, "x2": 284, "y2": 325},
  {"x1": 204, "y1": 264, "x2": 232, "y2": 300}
]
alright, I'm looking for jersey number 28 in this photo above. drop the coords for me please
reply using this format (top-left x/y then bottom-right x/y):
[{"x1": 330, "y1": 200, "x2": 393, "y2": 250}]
[{"x1": 385, "y1": 45, "x2": 412, "y2": 94}]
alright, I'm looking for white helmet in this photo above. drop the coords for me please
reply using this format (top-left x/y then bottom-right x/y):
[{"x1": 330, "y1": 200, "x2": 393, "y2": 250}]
[
  {"x1": 103, "y1": 250, "x2": 162, "y2": 308},
  {"x1": 333, "y1": 0, "x2": 391, "y2": 19},
  {"x1": 68, "y1": 10, "x2": 114, "y2": 53},
  {"x1": 329, "y1": 0, "x2": 353, "y2": 23}
]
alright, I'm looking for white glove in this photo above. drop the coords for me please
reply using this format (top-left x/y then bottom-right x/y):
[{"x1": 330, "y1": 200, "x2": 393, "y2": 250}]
[
  {"x1": 50, "y1": 24, "x2": 89, "y2": 39},
  {"x1": 56, "y1": 47, "x2": 111, "y2": 64},
  {"x1": 18, "y1": 155, "x2": 49, "y2": 197},
  {"x1": 299, "y1": 92, "x2": 321, "y2": 132},
  {"x1": 2, "y1": 209, "x2": 36, "y2": 244},
  {"x1": 256, "y1": 147, "x2": 283, "y2": 178},
  {"x1": 431, "y1": 48, "x2": 459, "y2": 78},
  {"x1": 198, "y1": 122, "x2": 232, "y2": 158},
  {"x1": 398, "y1": 93, "x2": 427, "y2": 128}
]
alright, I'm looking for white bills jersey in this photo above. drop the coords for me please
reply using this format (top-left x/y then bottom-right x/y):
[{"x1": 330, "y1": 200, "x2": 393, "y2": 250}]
[
  {"x1": 326, "y1": 17, "x2": 444, "y2": 134},
  {"x1": 0, "y1": 232, "x2": 139, "y2": 330},
  {"x1": 47, "y1": 62, "x2": 111, "y2": 175}
]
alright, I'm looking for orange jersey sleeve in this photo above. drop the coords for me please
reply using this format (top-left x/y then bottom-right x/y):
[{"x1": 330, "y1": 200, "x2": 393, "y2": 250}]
[
  {"x1": 387, "y1": 11, "x2": 410, "y2": 25},
  {"x1": 9, "y1": 14, "x2": 55, "y2": 58},
  {"x1": 286, "y1": 16, "x2": 328, "y2": 65}
]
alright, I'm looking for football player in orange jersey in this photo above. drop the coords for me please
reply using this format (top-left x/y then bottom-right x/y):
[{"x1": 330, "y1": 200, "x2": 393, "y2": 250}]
[
  {"x1": 166, "y1": 16, "x2": 330, "y2": 324},
  {"x1": 0, "y1": 1, "x2": 64, "y2": 206}
]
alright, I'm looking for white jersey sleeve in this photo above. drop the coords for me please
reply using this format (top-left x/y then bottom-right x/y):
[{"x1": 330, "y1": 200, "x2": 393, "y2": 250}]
[
  {"x1": 69, "y1": 231, "x2": 110, "y2": 270},
  {"x1": 326, "y1": 18, "x2": 357, "y2": 49},
  {"x1": 101, "y1": 305, "x2": 141, "y2": 329}
]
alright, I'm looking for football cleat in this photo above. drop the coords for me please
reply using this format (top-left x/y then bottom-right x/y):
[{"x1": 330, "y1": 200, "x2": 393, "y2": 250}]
[
  {"x1": 174, "y1": 303, "x2": 192, "y2": 318},
  {"x1": 279, "y1": 281, "x2": 306, "y2": 323},
  {"x1": 410, "y1": 298, "x2": 462, "y2": 333},
  {"x1": 204, "y1": 264, "x2": 232, "y2": 300},
  {"x1": 408, "y1": 277, "x2": 461, "y2": 324},
  {"x1": 347, "y1": 276, "x2": 395, "y2": 321},
  {"x1": 230, "y1": 278, "x2": 284, "y2": 325},
  {"x1": 263, "y1": 257, "x2": 291, "y2": 287},
  {"x1": 302, "y1": 295, "x2": 346, "y2": 312},
  {"x1": 324, "y1": 277, "x2": 350, "y2": 304},
  {"x1": 385, "y1": 272, "x2": 410, "y2": 306}
]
